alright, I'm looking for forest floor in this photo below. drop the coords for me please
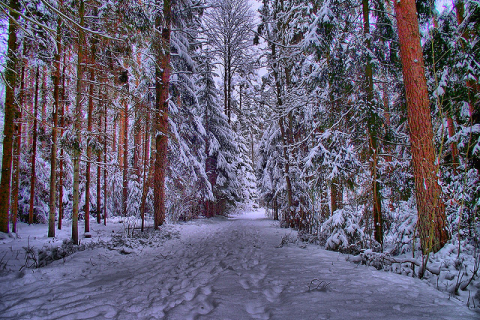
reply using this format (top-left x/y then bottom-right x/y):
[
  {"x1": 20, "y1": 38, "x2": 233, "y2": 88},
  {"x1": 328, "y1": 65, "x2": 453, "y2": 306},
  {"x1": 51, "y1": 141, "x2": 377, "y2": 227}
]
[{"x1": 0, "y1": 209, "x2": 478, "y2": 320}]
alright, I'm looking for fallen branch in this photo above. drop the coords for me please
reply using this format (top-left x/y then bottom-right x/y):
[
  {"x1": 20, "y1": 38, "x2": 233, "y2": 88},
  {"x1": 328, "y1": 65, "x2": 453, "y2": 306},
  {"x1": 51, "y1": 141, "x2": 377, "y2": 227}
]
[{"x1": 308, "y1": 279, "x2": 331, "y2": 292}]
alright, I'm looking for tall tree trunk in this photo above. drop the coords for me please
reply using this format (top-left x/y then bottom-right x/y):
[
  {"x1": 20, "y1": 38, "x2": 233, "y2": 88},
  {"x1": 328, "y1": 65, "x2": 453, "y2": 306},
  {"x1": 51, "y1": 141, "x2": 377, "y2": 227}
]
[
  {"x1": 0, "y1": 0, "x2": 20, "y2": 233},
  {"x1": 272, "y1": 45, "x2": 294, "y2": 226},
  {"x1": 393, "y1": 0, "x2": 449, "y2": 254},
  {"x1": 273, "y1": 196, "x2": 278, "y2": 221},
  {"x1": 134, "y1": 115, "x2": 142, "y2": 178},
  {"x1": 250, "y1": 129, "x2": 254, "y2": 169},
  {"x1": 58, "y1": 53, "x2": 67, "y2": 230},
  {"x1": 223, "y1": 60, "x2": 228, "y2": 119},
  {"x1": 140, "y1": 114, "x2": 150, "y2": 232},
  {"x1": 227, "y1": 53, "x2": 232, "y2": 124},
  {"x1": 40, "y1": 72, "x2": 47, "y2": 151},
  {"x1": 72, "y1": 0, "x2": 86, "y2": 244},
  {"x1": 49, "y1": 9, "x2": 63, "y2": 237},
  {"x1": 154, "y1": 0, "x2": 173, "y2": 229},
  {"x1": 11, "y1": 51, "x2": 26, "y2": 233},
  {"x1": 122, "y1": 99, "x2": 129, "y2": 217},
  {"x1": 112, "y1": 114, "x2": 117, "y2": 153},
  {"x1": 29, "y1": 67, "x2": 40, "y2": 225},
  {"x1": 103, "y1": 80, "x2": 108, "y2": 226},
  {"x1": 119, "y1": 108, "x2": 125, "y2": 168},
  {"x1": 330, "y1": 179, "x2": 338, "y2": 215},
  {"x1": 85, "y1": 36, "x2": 96, "y2": 236},
  {"x1": 362, "y1": 0, "x2": 383, "y2": 245},
  {"x1": 96, "y1": 87, "x2": 102, "y2": 224},
  {"x1": 269, "y1": 2, "x2": 294, "y2": 228}
]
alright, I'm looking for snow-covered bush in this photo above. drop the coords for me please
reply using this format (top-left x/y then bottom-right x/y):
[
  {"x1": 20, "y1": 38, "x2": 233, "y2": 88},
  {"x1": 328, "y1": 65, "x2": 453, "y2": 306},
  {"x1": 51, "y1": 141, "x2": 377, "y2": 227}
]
[
  {"x1": 383, "y1": 198, "x2": 418, "y2": 255},
  {"x1": 320, "y1": 206, "x2": 364, "y2": 253}
]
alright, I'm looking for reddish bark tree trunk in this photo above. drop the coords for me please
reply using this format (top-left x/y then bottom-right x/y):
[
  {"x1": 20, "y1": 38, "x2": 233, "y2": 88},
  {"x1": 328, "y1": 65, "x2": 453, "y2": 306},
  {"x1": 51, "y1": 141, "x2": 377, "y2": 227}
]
[
  {"x1": 119, "y1": 108, "x2": 125, "y2": 168},
  {"x1": 154, "y1": 0, "x2": 173, "y2": 229},
  {"x1": 85, "y1": 38, "x2": 96, "y2": 236},
  {"x1": 103, "y1": 80, "x2": 108, "y2": 226},
  {"x1": 0, "y1": 0, "x2": 20, "y2": 233},
  {"x1": 58, "y1": 53, "x2": 67, "y2": 230},
  {"x1": 394, "y1": 0, "x2": 449, "y2": 253},
  {"x1": 48, "y1": 10, "x2": 63, "y2": 237},
  {"x1": 122, "y1": 99, "x2": 129, "y2": 217},
  {"x1": 97, "y1": 92, "x2": 102, "y2": 224},
  {"x1": 72, "y1": 0, "x2": 86, "y2": 244},
  {"x1": 134, "y1": 113, "x2": 142, "y2": 178}
]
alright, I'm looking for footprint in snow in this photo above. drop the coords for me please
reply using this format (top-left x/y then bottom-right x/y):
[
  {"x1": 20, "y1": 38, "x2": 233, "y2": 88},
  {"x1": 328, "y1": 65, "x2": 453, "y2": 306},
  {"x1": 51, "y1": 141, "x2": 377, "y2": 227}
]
[
  {"x1": 249, "y1": 272, "x2": 267, "y2": 287},
  {"x1": 262, "y1": 282, "x2": 284, "y2": 303},
  {"x1": 246, "y1": 301, "x2": 270, "y2": 320},
  {"x1": 239, "y1": 278, "x2": 250, "y2": 289},
  {"x1": 186, "y1": 286, "x2": 217, "y2": 319}
]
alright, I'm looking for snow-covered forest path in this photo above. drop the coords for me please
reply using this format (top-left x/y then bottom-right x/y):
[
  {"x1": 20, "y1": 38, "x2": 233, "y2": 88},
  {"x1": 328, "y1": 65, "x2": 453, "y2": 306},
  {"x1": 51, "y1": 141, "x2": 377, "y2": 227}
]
[{"x1": 1, "y1": 209, "x2": 477, "y2": 320}]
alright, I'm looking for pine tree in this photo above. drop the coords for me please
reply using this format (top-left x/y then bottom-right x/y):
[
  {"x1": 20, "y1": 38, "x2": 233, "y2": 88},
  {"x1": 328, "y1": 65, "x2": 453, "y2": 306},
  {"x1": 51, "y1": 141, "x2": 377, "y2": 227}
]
[
  {"x1": 0, "y1": 0, "x2": 20, "y2": 233},
  {"x1": 72, "y1": 0, "x2": 86, "y2": 245},
  {"x1": 48, "y1": 0, "x2": 64, "y2": 238},
  {"x1": 154, "y1": 0, "x2": 173, "y2": 229},
  {"x1": 393, "y1": 0, "x2": 449, "y2": 254}
]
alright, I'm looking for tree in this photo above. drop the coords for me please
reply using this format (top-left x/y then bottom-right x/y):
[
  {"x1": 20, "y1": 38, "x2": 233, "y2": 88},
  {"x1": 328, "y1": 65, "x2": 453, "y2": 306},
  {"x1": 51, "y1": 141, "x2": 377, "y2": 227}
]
[
  {"x1": 203, "y1": 0, "x2": 255, "y2": 123},
  {"x1": 362, "y1": 0, "x2": 383, "y2": 244},
  {"x1": 154, "y1": 0, "x2": 173, "y2": 229},
  {"x1": 72, "y1": 0, "x2": 86, "y2": 244},
  {"x1": 29, "y1": 67, "x2": 40, "y2": 225},
  {"x1": 393, "y1": 0, "x2": 449, "y2": 254},
  {"x1": 197, "y1": 56, "x2": 240, "y2": 216},
  {"x1": 0, "y1": 0, "x2": 20, "y2": 233},
  {"x1": 48, "y1": 0, "x2": 64, "y2": 238}
]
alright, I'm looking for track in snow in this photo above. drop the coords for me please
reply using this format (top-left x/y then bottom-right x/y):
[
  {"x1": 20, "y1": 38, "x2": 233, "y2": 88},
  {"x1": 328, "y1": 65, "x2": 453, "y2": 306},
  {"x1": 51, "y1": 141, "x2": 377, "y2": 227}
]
[{"x1": 0, "y1": 209, "x2": 477, "y2": 319}]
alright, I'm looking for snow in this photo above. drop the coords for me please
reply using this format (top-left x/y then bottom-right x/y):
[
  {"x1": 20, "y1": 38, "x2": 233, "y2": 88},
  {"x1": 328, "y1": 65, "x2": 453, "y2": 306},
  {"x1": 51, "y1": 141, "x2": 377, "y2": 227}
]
[{"x1": 0, "y1": 209, "x2": 477, "y2": 319}]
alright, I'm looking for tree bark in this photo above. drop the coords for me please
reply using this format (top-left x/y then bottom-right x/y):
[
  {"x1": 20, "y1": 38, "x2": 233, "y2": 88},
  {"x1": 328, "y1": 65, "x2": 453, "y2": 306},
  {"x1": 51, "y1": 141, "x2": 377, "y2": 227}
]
[
  {"x1": 85, "y1": 36, "x2": 96, "y2": 235},
  {"x1": 48, "y1": 8, "x2": 63, "y2": 237},
  {"x1": 119, "y1": 108, "x2": 125, "y2": 168},
  {"x1": 72, "y1": 0, "x2": 86, "y2": 244},
  {"x1": 58, "y1": 53, "x2": 67, "y2": 230},
  {"x1": 122, "y1": 99, "x2": 129, "y2": 217},
  {"x1": 11, "y1": 49, "x2": 26, "y2": 233},
  {"x1": 0, "y1": 0, "x2": 20, "y2": 233},
  {"x1": 134, "y1": 114, "x2": 142, "y2": 178},
  {"x1": 154, "y1": 0, "x2": 173, "y2": 229},
  {"x1": 103, "y1": 78, "x2": 108, "y2": 226},
  {"x1": 393, "y1": 0, "x2": 449, "y2": 253},
  {"x1": 29, "y1": 67, "x2": 40, "y2": 225},
  {"x1": 96, "y1": 88, "x2": 102, "y2": 224},
  {"x1": 273, "y1": 196, "x2": 279, "y2": 221},
  {"x1": 362, "y1": 0, "x2": 383, "y2": 245},
  {"x1": 227, "y1": 51, "x2": 232, "y2": 124},
  {"x1": 269, "y1": 1, "x2": 294, "y2": 228},
  {"x1": 140, "y1": 114, "x2": 150, "y2": 232}
]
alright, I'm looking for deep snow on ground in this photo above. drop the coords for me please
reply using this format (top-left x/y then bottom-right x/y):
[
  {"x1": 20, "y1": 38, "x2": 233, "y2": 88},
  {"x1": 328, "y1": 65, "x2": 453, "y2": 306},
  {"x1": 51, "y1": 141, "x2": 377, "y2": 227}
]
[{"x1": 0, "y1": 209, "x2": 478, "y2": 320}]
